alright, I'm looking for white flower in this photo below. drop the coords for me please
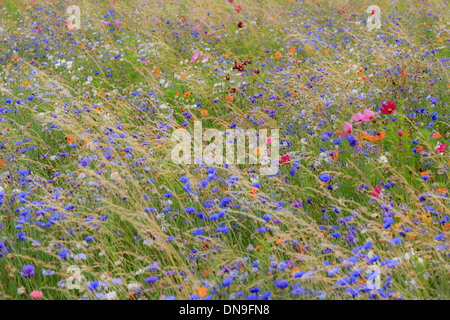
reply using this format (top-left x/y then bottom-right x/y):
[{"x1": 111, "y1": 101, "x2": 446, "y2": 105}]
[
  {"x1": 105, "y1": 291, "x2": 117, "y2": 300},
  {"x1": 110, "y1": 172, "x2": 119, "y2": 180},
  {"x1": 128, "y1": 283, "x2": 140, "y2": 292},
  {"x1": 378, "y1": 155, "x2": 388, "y2": 163},
  {"x1": 17, "y1": 287, "x2": 26, "y2": 295}
]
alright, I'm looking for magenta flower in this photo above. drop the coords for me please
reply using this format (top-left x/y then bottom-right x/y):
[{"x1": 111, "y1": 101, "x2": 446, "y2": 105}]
[
  {"x1": 372, "y1": 186, "x2": 381, "y2": 198},
  {"x1": 280, "y1": 153, "x2": 291, "y2": 164},
  {"x1": 30, "y1": 290, "x2": 43, "y2": 299},
  {"x1": 436, "y1": 143, "x2": 447, "y2": 153},
  {"x1": 361, "y1": 109, "x2": 379, "y2": 122},
  {"x1": 191, "y1": 51, "x2": 200, "y2": 63},
  {"x1": 340, "y1": 122, "x2": 353, "y2": 138},
  {"x1": 351, "y1": 112, "x2": 363, "y2": 124},
  {"x1": 192, "y1": 25, "x2": 202, "y2": 33}
]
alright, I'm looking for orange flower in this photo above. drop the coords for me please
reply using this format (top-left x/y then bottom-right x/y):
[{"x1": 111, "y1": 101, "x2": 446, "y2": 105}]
[
  {"x1": 360, "y1": 132, "x2": 369, "y2": 140},
  {"x1": 368, "y1": 131, "x2": 385, "y2": 142},
  {"x1": 291, "y1": 267, "x2": 300, "y2": 277},
  {"x1": 275, "y1": 237, "x2": 283, "y2": 245},
  {"x1": 432, "y1": 131, "x2": 441, "y2": 138},
  {"x1": 183, "y1": 91, "x2": 191, "y2": 97},
  {"x1": 66, "y1": 135, "x2": 74, "y2": 144},
  {"x1": 274, "y1": 51, "x2": 281, "y2": 59},
  {"x1": 254, "y1": 245, "x2": 261, "y2": 251},
  {"x1": 361, "y1": 76, "x2": 367, "y2": 81},
  {"x1": 201, "y1": 110, "x2": 208, "y2": 116},
  {"x1": 198, "y1": 287, "x2": 207, "y2": 299},
  {"x1": 329, "y1": 150, "x2": 339, "y2": 160},
  {"x1": 288, "y1": 46, "x2": 295, "y2": 54}
]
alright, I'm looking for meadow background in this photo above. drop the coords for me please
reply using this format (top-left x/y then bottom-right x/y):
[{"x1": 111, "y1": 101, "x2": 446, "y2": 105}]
[{"x1": 0, "y1": 0, "x2": 448, "y2": 300}]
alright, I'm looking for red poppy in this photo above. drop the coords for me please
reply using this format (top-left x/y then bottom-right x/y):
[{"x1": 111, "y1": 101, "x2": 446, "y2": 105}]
[
  {"x1": 237, "y1": 22, "x2": 243, "y2": 28},
  {"x1": 380, "y1": 101, "x2": 396, "y2": 114}
]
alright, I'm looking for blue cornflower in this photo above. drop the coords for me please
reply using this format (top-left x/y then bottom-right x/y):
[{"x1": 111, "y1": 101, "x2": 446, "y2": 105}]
[
  {"x1": 22, "y1": 264, "x2": 35, "y2": 278},
  {"x1": 319, "y1": 173, "x2": 332, "y2": 182},
  {"x1": 59, "y1": 249, "x2": 69, "y2": 260},
  {"x1": 145, "y1": 276, "x2": 159, "y2": 284}
]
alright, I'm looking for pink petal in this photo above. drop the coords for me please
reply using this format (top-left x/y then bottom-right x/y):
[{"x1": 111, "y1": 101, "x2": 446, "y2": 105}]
[{"x1": 191, "y1": 51, "x2": 200, "y2": 63}]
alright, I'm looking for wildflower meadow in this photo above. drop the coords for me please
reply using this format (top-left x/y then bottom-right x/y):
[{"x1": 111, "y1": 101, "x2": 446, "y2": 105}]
[{"x1": 0, "y1": 0, "x2": 448, "y2": 302}]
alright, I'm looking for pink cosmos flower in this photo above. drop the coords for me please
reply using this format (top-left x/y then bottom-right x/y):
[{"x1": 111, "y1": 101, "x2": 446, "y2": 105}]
[
  {"x1": 201, "y1": 53, "x2": 210, "y2": 61},
  {"x1": 351, "y1": 112, "x2": 363, "y2": 124},
  {"x1": 280, "y1": 153, "x2": 291, "y2": 165},
  {"x1": 361, "y1": 108, "x2": 379, "y2": 122},
  {"x1": 436, "y1": 143, "x2": 447, "y2": 153},
  {"x1": 266, "y1": 137, "x2": 272, "y2": 144},
  {"x1": 191, "y1": 51, "x2": 200, "y2": 63},
  {"x1": 30, "y1": 290, "x2": 43, "y2": 299},
  {"x1": 193, "y1": 25, "x2": 202, "y2": 33},
  {"x1": 372, "y1": 186, "x2": 381, "y2": 198},
  {"x1": 102, "y1": 21, "x2": 111, "y2": 27},
  {"x1": 340, "y1": 122, "x2": 353, "y2": 138},
  {"x1": 113, "y1": 20, "x2": 122, "y2": 28},
  {"x1": 235, "y1": 6, "x2": 242, "y2": 13}
]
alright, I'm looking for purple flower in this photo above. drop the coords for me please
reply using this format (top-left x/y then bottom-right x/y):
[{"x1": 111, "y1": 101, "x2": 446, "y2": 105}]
[
  {"x1": 145, "y1": 276, "x2": 159, "y2": 284},
  {"x1": 22, "y1": 264, "x2": 35, "y2": 278},
  {"x1": 275, "y1": 279, "x2": 289, "y2": 289},
  {"x1": 0, "y1": 241, "x2": 8, "y2": 258},
  {"x1": 193, "y1": 228, "x2": 204, "y2": 236},
  {"x1": 319, "y1": 173, "x2": 332, "y2": 182},
  {"x1": 58, "y1": 249, "x2": 69, "y2": 259}
]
